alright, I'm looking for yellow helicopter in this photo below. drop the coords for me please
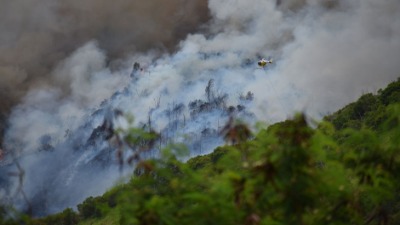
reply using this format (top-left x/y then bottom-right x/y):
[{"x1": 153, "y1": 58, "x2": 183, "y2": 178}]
[{"x1": 257, "y1": 58, "x2": 273, "y2": 68}]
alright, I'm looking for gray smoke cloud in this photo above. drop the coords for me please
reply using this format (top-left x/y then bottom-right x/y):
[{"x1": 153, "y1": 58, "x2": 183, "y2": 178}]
[
  {"x1": 0, "y1": 0, "x2": 210, "y2": 144},
  {"x1": 1, "y1": 0, "x2": 400, "y2": 216},
  {"x1": 273, "y1": 0, "x2": 400, "y2": 116}
]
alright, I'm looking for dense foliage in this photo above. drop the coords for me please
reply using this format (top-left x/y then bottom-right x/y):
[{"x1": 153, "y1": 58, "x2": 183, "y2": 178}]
[
  {"x1": 1, "y1": 79, "x2": 400, "y2": 225},
  {"x1": 325, "y1": 78, "x2": 400, "y2": 130}
]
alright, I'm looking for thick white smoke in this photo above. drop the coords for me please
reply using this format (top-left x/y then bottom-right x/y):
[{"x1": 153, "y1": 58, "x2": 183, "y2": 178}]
[
  {"x1": 5, "y1": 41, "x2": 129, "y2": 155},
  {"x1": 1, "y1": 0, "x2": 400, "y2": 216}
]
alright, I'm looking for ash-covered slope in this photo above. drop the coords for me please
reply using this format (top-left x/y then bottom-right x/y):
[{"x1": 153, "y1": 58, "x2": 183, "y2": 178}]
[{"x1": 0, "y1": 44, "x2": 257, "y2": 216}]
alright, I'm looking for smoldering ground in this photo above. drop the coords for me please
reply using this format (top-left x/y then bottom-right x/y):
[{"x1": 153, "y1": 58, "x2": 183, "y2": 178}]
[{"x1": 1, "y1": 0, "x2": 400, "y2": 217}]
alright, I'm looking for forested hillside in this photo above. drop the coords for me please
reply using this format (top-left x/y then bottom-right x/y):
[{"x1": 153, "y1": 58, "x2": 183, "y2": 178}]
[
  {"x1": 2, "y1": 78, "x2": 400, "y2": 224},
  {"x1": 326, "y1": 78, "x2": 400, "y2": 131}
]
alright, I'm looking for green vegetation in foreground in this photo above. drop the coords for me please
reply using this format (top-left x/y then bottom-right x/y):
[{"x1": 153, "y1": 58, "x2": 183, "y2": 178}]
[{"x1": 1, "y1": 78, "x2": 400, "y2": 225}]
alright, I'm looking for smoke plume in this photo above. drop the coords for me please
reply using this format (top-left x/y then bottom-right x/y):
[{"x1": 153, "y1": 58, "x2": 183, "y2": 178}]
[{"x1": 0, "y1": 0, "x2": 210, "y2": 144}]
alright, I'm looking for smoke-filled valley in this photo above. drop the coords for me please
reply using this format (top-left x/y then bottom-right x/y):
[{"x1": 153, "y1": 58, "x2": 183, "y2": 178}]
[{"x1": 1, "y1": 0, "x2": 400, "y2": 216}]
